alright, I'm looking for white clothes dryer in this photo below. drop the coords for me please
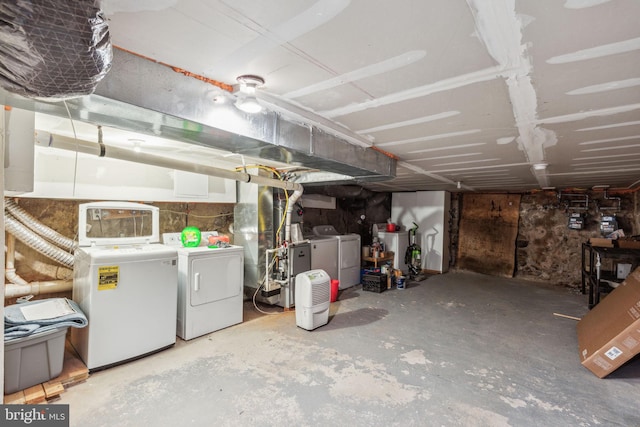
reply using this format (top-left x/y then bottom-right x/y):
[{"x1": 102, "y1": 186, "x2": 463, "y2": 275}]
[{"x1": 163, "y1": 232, "x2": 244, "y2": 340}]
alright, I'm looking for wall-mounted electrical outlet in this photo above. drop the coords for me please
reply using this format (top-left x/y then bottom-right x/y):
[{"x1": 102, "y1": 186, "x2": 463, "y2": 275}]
[{"x1": 91, "y1": 208, "x2": 102, "y2": 220}]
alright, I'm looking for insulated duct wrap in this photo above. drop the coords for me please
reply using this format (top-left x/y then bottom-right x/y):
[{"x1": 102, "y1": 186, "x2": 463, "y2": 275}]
[{"x1": 0, "y1": 0, "x2": 111, "y2": 99}]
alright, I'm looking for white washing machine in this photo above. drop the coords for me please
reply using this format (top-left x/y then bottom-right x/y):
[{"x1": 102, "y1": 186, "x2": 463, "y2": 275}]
[
  {"x1": 71, "y1": 202, "x2": 178, "y2": 371},
  {"x1": 309, "y1": 237, "x2": 339, "y2": 281},
  {"x1": 312, "y1": 225, "x2": 361, "y2": 289},
  {"x1": 163, "y1": 232, "x2": 244, "y2": 340}
]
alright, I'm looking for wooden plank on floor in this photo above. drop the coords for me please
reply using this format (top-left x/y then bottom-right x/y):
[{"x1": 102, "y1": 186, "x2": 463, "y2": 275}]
[
  {"x1": 23, "y1": 385, "x2": 46, "y2": 404},
  {"x1": 43, "y1": 381, "x2": 65, "y2": 399},
  {"x1": 56, "y1": 340, "x2": 89, "y2": 387},
  {"x1": 4, "y1": 391, "x2": 26, "y2": 404}
]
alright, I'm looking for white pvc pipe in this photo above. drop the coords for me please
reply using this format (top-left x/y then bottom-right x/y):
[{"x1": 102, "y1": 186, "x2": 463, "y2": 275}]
[
  {"x1": 36, "y1": 131, "x2": 304, "y2": 193},
  {"x1": 4, "y1": 280, "x2": 72, "y2": 299},
  {"x1": 5, "y1": 234, "x2": 28, "y2": 286},
  {"x1": 5, "y1": 233, "x2": 73, "y2": 299},
  {"x1": 13, "y1": 255, "x2": 73, "y2": 281}
]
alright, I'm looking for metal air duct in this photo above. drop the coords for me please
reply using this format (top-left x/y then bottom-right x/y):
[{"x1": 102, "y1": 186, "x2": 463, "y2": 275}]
[{"x1": 0, "y1": 48, "x2": 395, "y2": 185}]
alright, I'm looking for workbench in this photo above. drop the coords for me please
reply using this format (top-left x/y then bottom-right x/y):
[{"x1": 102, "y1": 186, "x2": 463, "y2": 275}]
[{"x1": 581, "y1": 243, "x2": 640, "y2": 308}]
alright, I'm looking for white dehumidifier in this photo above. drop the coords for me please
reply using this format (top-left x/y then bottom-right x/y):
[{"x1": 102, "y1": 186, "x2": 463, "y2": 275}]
[{"x1": 295, "y1": 269, "x2": 331, "y2": 330}]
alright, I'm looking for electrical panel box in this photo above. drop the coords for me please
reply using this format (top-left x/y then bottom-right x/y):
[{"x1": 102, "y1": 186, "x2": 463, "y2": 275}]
[
  {"x1": 600, "y1": 215, "x2": 618, "y2": 236},
  {"x1": 568, "y1": 213, "x2": 585, "y2": 230}
]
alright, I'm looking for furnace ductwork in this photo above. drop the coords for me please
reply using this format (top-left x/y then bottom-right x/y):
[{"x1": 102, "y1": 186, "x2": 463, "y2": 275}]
[
  {"x1": 1, "y1": 47, "x2": 394, "y2": 185},
  {"x1": 0, "y1": 0, "x2": 111, "y2": 99},
  {"x1": 304, "y1": 185, "x2": 386, "y2": 205}
]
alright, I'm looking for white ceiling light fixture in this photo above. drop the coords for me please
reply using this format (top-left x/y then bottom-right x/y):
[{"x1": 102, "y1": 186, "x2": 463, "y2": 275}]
[
  {"x1": 533, "y1": 163, "x2": 548, "y2": 171},
  {"x1": 235, "y1": 75, "x2": 264, "y2": 113}
]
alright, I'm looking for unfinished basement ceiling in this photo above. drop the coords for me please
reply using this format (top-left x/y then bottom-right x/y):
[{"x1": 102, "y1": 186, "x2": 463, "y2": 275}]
[{"x1": 10, "y1": 0, "x2": 640, "y2": 193}]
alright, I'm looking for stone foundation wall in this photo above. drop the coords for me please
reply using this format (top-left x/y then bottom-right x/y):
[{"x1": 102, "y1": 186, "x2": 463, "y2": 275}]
[{"x1": 509, "y1": 191, "x2": 637, "y2": 288}]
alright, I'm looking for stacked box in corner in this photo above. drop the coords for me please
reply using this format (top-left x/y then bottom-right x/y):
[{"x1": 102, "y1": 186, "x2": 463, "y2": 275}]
[{"x1": 577, "y1": 267, "x2": 640, "y2": 378}]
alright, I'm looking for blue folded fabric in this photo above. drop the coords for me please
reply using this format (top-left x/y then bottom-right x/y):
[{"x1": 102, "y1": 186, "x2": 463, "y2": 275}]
[
  {"x1": 4, "y1": 324, "x2": 40, "y2": 340},
  {"x1": 4, "y1": 298, "x2": 88, "y2": 342}
]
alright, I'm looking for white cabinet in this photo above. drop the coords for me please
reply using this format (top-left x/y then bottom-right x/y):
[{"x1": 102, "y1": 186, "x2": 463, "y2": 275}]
[
  {"x1": 25, "y1": 145, "x2": 236, "y2": 202},
  {"x1": 391, "y1": 191, "x2": 450, "y2": 273}
]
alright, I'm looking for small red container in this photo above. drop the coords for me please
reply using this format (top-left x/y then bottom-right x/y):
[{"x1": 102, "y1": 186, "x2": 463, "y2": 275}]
[
  {"x1": 386, "y1": 223, "x2": 396, "y2": 232},
  {"x1": 330, "y1": 279, "x2": 339, "y2": 302}
]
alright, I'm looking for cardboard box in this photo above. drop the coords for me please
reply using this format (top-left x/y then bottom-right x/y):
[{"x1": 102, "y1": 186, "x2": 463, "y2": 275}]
[
  {"x1": 577, "y1": 267, "x2": 640, "y2": 378},
  {"x1": 589, "y1": 237, "x2": 613, "y2": 247},
  {"x1": 616, "y1": 239, "x2": 640, "y2": 249}
]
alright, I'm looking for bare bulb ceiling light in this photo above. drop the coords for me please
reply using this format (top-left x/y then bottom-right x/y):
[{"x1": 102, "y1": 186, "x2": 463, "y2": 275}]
[{"x1": 235, "y1": 75, "x2": 264, "y2": 113}]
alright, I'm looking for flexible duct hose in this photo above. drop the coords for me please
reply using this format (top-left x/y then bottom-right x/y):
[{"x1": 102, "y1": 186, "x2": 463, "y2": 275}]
[
  {"x1": 4, "y1": 213, "x2": 75, "y2": 268},
  {"x1": 5, "y1": 198, "x2": 76, "y2": 252}
]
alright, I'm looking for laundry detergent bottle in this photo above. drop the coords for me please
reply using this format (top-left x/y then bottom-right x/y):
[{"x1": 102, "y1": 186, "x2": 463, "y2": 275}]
[{"x1": 181, "y1": 226, "x2": 201, "y2": 247}]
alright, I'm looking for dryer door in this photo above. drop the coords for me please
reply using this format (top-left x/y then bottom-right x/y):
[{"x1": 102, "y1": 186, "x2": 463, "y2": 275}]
[{"x1": 189, "y1": 251, "x2": 243, "y2": 307}]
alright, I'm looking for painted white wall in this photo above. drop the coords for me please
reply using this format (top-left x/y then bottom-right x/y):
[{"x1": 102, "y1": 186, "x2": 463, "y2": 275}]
[
  {"x1": 391, "y1": 191, "x2": 450, "y2": 273},
  {"x1": 4, "y1": 108, "x2": 35, "y2": 195},
  {"x1": 19, "y1": 146, "x2": 236, "y2": 203}
]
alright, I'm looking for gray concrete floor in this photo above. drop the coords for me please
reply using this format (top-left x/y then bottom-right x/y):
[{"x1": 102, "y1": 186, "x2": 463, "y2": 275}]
[{"x1": 58, "y1": 271, "x2": 639, "y2": 427}]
